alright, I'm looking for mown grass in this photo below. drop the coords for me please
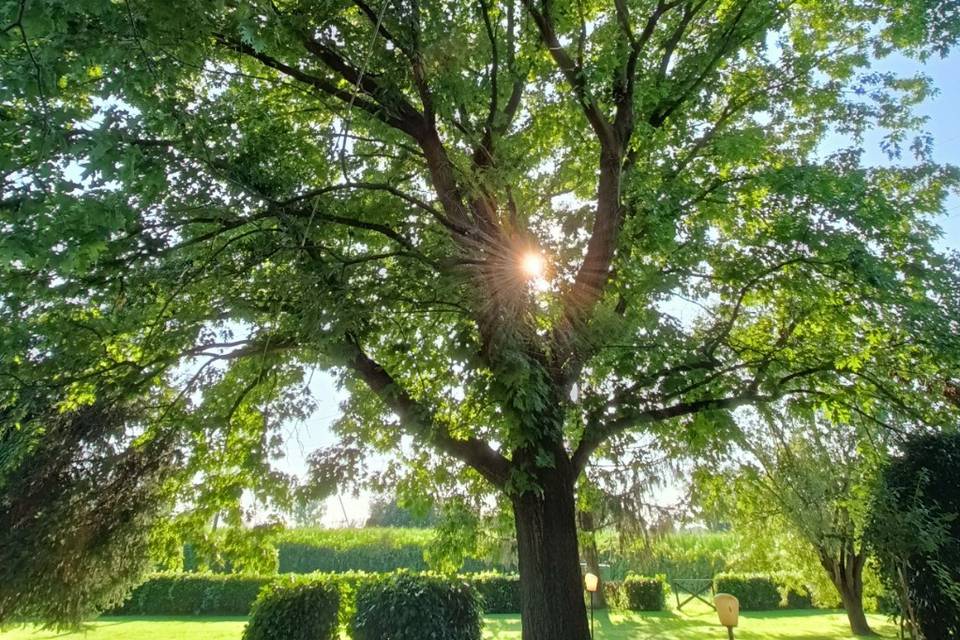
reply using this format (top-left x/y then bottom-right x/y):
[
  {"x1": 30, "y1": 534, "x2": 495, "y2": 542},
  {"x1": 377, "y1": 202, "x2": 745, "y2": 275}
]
[{"x1": 0, "y1": 602, "x2": 897, "y2": 640}]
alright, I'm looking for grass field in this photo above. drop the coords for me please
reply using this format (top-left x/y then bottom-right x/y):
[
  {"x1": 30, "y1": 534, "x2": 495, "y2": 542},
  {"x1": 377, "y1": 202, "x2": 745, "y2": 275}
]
[{"x1": 0, "y1": 603, "x2": 897, "y2": 639}]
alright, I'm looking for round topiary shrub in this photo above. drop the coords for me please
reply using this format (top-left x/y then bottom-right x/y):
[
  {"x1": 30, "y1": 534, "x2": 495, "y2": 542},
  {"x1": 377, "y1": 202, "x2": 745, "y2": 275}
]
[
  {"x1": 243, "y1": 575, "x2": 339, "y2": 640},
  {"x1": 350, "y1": 571, "x2": 482, "y2": 640}
]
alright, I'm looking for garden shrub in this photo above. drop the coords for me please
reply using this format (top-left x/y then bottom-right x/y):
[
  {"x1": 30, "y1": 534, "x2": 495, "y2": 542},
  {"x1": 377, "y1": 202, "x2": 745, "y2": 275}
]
[
  {"x1": 114, "y1": 573, "x2": 269, "y2": 615},
  {"x1": 462, "y1": 572, "x2": 521, "y2": 613},
  {"x1": 714, "y1": 573, "x2": 781, "y2": 610},
  {"x1": 350, "y1": 571, "x2": 482, "y2": 640},
  {"x1": 243, "y1": 575, "x2": 339, "y2": 640},
  {"x1": 622, "y1": 575, "x2": 666, "y2": 611}
]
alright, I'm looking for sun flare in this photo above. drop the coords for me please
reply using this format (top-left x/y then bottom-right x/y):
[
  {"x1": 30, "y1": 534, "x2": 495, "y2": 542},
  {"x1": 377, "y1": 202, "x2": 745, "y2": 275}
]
[{"x1": 520, "y1": 252, "x2": 545, "y2": 279}]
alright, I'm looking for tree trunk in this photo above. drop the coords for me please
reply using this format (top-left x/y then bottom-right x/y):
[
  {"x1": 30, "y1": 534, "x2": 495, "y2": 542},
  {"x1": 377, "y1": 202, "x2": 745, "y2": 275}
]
[
  {"x1": 821, "y1": 548, "x2": 874, "y2": 636},
  {"x1": 838, "y1": 577, "x2": 873, "y2": 637},
  {"x1": 513, "y1": 467, "x2": 591, "y2": 640}
]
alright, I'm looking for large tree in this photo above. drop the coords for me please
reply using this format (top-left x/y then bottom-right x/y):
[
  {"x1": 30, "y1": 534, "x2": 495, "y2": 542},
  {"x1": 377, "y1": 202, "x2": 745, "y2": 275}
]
[{"x1": 3, "y1": 0, "x2": 960, "y2": 637}]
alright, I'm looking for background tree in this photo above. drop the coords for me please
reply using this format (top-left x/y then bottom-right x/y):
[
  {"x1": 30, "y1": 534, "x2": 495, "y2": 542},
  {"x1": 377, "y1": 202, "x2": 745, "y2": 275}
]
[
  {"x1": 2, "y1": 0, "x2": 960, "y2": 637},
  {"x1": 867, "y1": 430, "x2": 960, "y2": 640},
  {"x1": 0, "y1": 400, "x2": 177, "y2": 624},
  {"x1": 699, "y1": 409, "x2": 889, "y2": 635}
]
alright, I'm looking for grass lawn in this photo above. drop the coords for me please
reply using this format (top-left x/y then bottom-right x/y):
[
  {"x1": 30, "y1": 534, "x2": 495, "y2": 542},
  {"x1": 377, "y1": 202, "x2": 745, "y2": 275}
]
[{"x1": 1, "y1": 603, "x2": 897, "y2": 639}]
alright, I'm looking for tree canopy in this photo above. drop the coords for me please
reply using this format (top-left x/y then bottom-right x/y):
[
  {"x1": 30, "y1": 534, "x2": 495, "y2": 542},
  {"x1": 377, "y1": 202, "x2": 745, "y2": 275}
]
[{"x1": 2, "y1": 0, "x2": 960, "y2": 635}]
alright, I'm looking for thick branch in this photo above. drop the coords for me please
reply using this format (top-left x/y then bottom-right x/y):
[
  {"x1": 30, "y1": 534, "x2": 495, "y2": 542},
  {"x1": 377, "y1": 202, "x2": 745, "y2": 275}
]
[
  {"x1": 214, "y1": 34, "x2": 423, "y2": 136},
  {"x1": 345, "y1": 337, "x2": 512, "y2": 487}
]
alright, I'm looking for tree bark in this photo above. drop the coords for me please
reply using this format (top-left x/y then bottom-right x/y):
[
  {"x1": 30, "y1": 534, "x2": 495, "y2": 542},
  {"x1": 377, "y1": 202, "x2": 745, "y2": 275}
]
[
  {"x1": 821, "y1": 549, "x2": 874, "y2": 636},
  {"x1": 838, "y1": 577, "x2": 873, "y2": 637},
  {"x1": 513, "y1": 468, "x2": 591, "y2": 640}
]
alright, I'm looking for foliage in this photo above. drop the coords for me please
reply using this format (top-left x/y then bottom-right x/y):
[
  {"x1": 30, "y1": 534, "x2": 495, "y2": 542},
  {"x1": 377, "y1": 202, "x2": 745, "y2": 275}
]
[
  {"x1": 621, "y1": 575, "x2": 667, "y2": 611},
  {"x1": 462, "y1": 573, "x2": 522, "y2": 614},
  {"x1": 350, "y1": 572, "x2": 482, "y2": 640},
  {"x1": 112, "y1": 573, "x2": 270, "y2": 616},
  {"x1": 243, "y1": 575, "x2": 339, "y2": 640},
  {"x1": 3, "y1": 0, "x2": 960, "y2": 632},
  {"x1": 0, "y1": 402, "x2": 176, "y2": 627},
  {"x1": 866, "y1": 431, "x2": 960, "y2": 639},
  {"x1": 176, "y1": 526, "x2": 281, "y2": 575}
]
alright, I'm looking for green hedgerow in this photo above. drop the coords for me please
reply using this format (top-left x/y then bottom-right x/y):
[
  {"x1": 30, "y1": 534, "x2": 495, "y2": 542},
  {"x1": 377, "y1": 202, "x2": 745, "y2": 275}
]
[
  {"x1": 462, "y1": 572, "x2": 521, "y2": 613},
  {"x1": 113, "y1": 573, "x2": 268, "y2": 616}
]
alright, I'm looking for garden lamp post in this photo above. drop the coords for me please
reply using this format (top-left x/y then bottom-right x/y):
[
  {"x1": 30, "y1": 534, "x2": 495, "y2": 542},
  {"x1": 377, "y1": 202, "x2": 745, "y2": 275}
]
[
  {"x1": 584, "y1": 572, "x2": 599, "y2": 640},
  {"x1": 714, "y1": 593, "x2": 740, "y2": 640}
]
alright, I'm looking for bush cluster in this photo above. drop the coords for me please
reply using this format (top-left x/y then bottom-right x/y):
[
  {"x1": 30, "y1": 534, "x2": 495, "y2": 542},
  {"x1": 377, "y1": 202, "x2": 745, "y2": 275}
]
[
  {"x1": 462, "y1": 572, "x2": 521, "y2": 613},
  {"x1": 713, "y1": 573, "x2": 814, "y2": 611},
  {"x1": 243, "y1": 575, "x2": 340, "y2": 640},
  {"x1": 113, "y1": 573, "x2": 269, "y2": 616},
  {"x1": 350, "y1": 572, "x2": 483, "y2": 640}
]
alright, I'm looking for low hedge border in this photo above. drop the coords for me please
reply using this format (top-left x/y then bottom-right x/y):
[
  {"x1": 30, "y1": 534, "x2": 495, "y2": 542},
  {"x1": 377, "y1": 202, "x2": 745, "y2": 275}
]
[
  {"x1": 111, "y1": 573, "x2": 270, "y2": 616},
  {"x1": 112, "y1": 571, "x2": 523, "y2": 617}
]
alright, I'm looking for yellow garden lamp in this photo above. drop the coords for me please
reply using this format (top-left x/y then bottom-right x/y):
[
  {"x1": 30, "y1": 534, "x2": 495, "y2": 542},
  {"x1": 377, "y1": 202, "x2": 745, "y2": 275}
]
[
  {"x1": 714, "y1": 593, "x2": 740, "y2": 640},
  {"x1": 584, "y1": 572, "x2": 599, "y2": 639}
]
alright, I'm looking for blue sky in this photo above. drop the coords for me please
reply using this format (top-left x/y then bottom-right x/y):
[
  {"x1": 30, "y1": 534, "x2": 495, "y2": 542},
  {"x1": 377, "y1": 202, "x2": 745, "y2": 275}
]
[{"x1": 277, "y1": 50, "x2": 960, "y2": 525}]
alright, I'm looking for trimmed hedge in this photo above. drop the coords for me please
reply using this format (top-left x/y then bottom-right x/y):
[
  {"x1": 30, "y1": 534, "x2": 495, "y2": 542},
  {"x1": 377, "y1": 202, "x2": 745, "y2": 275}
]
[
  {"x1": 713, "y1": 573, "x2": 814, "y2": 611},
  {"x1": 278, "y1": 541, "x2": 429, "y2": 573},
  {"x1": 274, "y1": 528, "x2": 494, "y2": 574},
  {"x1": 113, "y1": 573, "x2": 269, "y2": 615},
  {"x1": 243, "y1": 575, "x2": 339, "y2": 640},
  {"x1": 351, "y1": 572, "x2": 483, "y2": 640},
  {"x1": 622, "y1": 575, "x2": 666, "y2": 611},
  {"x1": 463, "y1": 572, "x2": 521, "y2": 614}
]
